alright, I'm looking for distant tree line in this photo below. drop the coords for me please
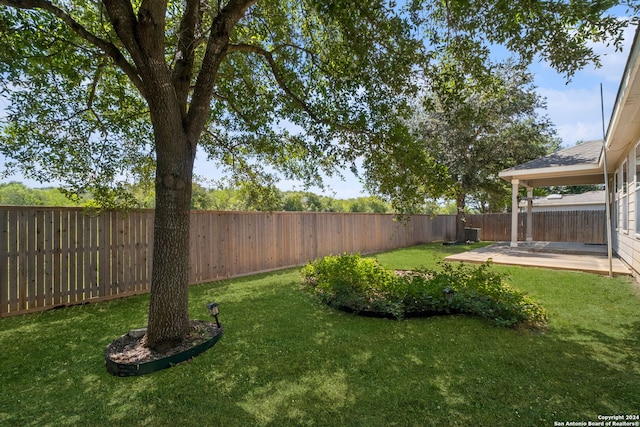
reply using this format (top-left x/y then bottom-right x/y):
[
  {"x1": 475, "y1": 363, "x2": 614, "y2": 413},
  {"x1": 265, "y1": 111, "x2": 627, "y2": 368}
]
[
  {"x1": 0, "y1": 181, "x2": 602, "y2": 214},
  {"x1": 1, "y1": 181, "x2": 455, "y2": 214},
  {"x1": 0, "y1": 182, "x2": 88, "y2": 207}
]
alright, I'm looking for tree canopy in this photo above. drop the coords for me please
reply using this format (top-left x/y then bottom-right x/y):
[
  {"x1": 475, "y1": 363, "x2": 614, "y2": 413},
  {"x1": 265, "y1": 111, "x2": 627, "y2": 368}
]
[
  {"x1": 0, "y1": 182, "x2": 85, "y2": 206},
  {"x1": 0, "y1": 0, "x2": 425, "y2": 204},
  {"x1": 1, "y1": 1, "x2": 636, "y2": 202},
  {"x1": 0, "y1": 0, "x2": 637, "y2": 348},
  {"x1": 365, "y1": 59, "x2": 561, "y2": 240}
]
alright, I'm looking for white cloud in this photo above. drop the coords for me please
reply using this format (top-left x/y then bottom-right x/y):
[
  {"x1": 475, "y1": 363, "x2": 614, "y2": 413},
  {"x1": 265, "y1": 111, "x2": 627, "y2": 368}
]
[{"x1": 537, "y1": 86, "x2": 617, "y2": 145}]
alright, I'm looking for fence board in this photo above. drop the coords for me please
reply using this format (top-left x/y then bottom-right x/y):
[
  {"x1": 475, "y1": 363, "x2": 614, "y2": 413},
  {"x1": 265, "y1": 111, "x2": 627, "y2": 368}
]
[
  {"x1": 109, "y1": 211, "x2": 120, "y2": 296},
  {"x1": 51, "y1": 210, "x2": 61, "y2": 306},
  {"x1": 69, "y1": 211, "x2": 80, "y2": 302},
  {"x1": 82, "y1": 214, "x2": 93, "y2": 299},
  {"x1": 73, "y1": 210, "x2": 82, "y2": 303},
  {"x1": 122, "y1": 211, "x2": 133, "y2": 292},
  {"x1": 25, "y1": 210, "x2": 36, "y2": 311},
  {"x1": 43, "y1": 210, "x2": 52, "y2": 307},
  {"x1": 98, "y1": 213, "x2": 109, "y2": 298},
  {"x1": 131, "y1": 211, "x2": 142, "y2": 291},
  {"x1": 60, "y1": 210, "x2": 70, "y2": 304},
  {"x1": 8, "y1": 210, "x2": 18, "y2": 313},
  {"x1": 0, "y1": 210, "x2": 7, "y2": 314}
]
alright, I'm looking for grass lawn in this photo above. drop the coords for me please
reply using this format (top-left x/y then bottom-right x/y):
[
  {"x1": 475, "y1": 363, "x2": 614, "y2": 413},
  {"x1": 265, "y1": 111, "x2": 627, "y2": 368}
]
[{"x1": 1, "y1": 243, "x2": 639, "y2": 426}]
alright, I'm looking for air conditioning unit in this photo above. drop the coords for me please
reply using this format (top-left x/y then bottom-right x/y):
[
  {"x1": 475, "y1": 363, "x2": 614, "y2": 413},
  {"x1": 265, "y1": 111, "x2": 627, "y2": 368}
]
[{"x1": 464, "y1": 227, "x2": 481, "y2": 242}]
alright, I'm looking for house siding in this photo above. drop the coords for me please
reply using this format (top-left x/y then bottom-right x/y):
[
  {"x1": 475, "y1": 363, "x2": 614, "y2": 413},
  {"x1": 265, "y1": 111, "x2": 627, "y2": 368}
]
[{"x1": 613, "y1": 140, "x2": 640, "y2": 278}]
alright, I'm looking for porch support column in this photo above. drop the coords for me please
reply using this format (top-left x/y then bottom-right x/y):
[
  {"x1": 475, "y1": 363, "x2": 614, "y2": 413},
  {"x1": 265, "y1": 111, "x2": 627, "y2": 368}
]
[
  {"x1": 511, "y1": 179, "x2": 519, "y2": 247},
  {"x1": 526, "y1": 186, "x2": 533, "y2": 242}
]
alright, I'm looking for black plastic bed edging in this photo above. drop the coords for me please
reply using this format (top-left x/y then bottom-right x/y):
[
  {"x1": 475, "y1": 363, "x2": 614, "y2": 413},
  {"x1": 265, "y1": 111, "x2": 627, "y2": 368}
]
[{"x1": 105, "y1": 326, "x2": 224, "y2": 377}]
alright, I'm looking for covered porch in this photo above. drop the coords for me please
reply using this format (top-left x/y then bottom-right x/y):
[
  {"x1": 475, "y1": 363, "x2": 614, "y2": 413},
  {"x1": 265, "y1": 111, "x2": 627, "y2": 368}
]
[
  {"x1": 498, "y1": 139, "x2": 608, "y2": 247},
  {"x1": 469, "y1": 139, "x2": 631, "y2": 276}
]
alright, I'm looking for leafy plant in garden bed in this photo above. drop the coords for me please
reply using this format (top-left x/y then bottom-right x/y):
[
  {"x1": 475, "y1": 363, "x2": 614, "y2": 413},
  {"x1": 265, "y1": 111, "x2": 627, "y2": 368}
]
[{"x1": 300, "y1": 253, "x2": 548, "y2": 329}]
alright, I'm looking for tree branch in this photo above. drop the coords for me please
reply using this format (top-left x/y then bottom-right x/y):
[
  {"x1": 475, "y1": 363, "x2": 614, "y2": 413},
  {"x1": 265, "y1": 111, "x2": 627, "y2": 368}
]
[
  {"x1": 0, "y1": 0, "x2": 145, "y2": 95},
  {"x1": 212, "y1": 90, "x2": 254, "y2": 126},
  {"x1": 100, "y1": 0, "x2": 140, "y2": 58},
  {"x1": 271, "y1": 43, "x2": 322, "y2": 67},
  {"x1": 186, "y1": 0, "x2": 258, "y2": 142},
  {"x1": 229, "y1": 43, "x2": 325, "y2": 123},
  {"x1": 87, "y1": 57, "x2": 108, "y2": 110},
  {"x1": 137, "y1": 0, "x2": 167, "y2": 60},
  {"x1": 228, "y1": 42, "x2": 363, "y2": 133},
  {"x1": 171, "y1": 0, "x2": 201, "y2": 118}
]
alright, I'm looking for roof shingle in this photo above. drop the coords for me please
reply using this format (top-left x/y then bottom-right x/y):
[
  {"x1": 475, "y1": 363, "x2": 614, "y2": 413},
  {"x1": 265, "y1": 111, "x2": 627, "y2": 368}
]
[{"x1": 506, "y1": 139, "x2": 603, "y2": 172}]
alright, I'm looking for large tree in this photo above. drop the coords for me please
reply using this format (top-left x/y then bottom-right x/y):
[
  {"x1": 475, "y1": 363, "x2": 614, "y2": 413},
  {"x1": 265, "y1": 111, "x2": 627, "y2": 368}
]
[
  {"x1": 0, "y1": 0, "x2": 636, "y2": 349},
  {"x1": 418, "y1": 60, "x2": 561, "y2": 241},
  {"x1": 365, "y1": 60, "x2": 561, "y2": 240},
  {"x1": 0, "y1": 0, "x2": 425, "y2": 349}
]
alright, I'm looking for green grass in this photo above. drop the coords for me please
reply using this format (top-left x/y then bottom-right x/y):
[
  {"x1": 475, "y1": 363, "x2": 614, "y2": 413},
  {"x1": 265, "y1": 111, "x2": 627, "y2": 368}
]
[{"x1": 1, "y1": 243, "x2": 639, "y2": 426}]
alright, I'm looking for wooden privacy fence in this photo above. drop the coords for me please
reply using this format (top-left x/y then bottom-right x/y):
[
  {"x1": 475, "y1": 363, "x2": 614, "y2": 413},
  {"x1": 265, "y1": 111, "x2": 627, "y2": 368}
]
[
  {"x1": 0, "y1": 207, "x2": 456, "y2": 317},
  {"x1": 466, "y1": 211, "x2": 606, "y2": 244}
]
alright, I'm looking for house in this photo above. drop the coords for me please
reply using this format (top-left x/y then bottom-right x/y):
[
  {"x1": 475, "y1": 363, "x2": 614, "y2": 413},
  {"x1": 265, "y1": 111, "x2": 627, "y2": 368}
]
[
  {"x1": 519, "y1": 190, "x2": 605, "y2": 212},
  {"x1": 499, "y1": 25, "x2": 640, "y2": 277}
]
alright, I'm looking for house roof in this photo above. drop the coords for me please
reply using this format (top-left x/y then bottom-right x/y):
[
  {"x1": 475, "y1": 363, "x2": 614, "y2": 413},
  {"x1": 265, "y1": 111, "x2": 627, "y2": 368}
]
[
  {"x1": 508, "y1": 139, "x2": 602, "y2": 170},
  {"x1": 499, "y1": 140, "x2": 604, "y2": 187}
]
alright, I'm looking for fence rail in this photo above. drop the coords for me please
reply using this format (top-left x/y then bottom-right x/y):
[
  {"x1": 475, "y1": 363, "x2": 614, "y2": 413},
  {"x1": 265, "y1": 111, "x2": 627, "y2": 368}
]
[{"x1": 1, "y1": 207, "x2": 456, "y2": 317}]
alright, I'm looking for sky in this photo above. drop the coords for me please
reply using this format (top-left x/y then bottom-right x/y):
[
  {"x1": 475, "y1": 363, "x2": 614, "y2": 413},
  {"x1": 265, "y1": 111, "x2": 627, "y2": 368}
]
[
  {"x1": 531, "y1": 24, "x2": 637, "y2": 149},
  {"x1": 1, "y1": 20, "x2": 637, "y2": 200}
]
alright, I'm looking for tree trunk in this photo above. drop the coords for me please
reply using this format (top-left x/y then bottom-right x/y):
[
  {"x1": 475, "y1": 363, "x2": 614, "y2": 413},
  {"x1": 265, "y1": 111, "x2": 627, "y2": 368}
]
[
  {"x1": 455, "y1": 191, "x2": 466, "y2": 243},
  {"x1": 145, "y1": 117, "x2": 196, "y2": 350},
  {"x1": 134, "y1": 0, "x2": 244, "y2": 350}
]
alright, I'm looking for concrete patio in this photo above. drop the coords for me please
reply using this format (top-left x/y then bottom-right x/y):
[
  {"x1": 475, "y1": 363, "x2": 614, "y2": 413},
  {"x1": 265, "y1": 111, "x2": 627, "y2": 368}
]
[{"x1": 444, "y1": 241, "x2": 631, "y2": 276}]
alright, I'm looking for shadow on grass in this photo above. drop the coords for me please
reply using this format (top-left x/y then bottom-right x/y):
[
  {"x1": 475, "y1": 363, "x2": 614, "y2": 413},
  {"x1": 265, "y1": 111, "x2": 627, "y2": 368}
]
[
  {"x1": 1, "y1": 267, "x2": 639, "y2": 427},
  {"x1": 213, "y1": 310, "x2": 640, "y2": 426}
]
